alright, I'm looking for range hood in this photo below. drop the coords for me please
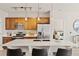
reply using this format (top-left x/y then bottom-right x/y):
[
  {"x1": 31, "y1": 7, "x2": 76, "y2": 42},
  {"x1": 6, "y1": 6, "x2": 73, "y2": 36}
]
[{"x1": 16, "y1": 23, "x2": 24, "y2": 30}]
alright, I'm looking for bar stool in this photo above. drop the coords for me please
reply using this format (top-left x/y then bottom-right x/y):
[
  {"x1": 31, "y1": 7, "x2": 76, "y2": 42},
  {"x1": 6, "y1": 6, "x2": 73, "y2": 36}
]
[
  {"x1": 32, "y1": 48, "x2": 48, "y2": 56},
  {"x1": 56, "y1": 48, "x2": 72, "y2": 56},
  {"x1": 7, "y1": 48, "x2": 24, "y2": 56}
]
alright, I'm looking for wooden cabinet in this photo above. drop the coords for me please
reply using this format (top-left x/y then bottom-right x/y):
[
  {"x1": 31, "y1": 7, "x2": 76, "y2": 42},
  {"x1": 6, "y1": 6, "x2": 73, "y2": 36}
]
[
  {"x1": 5, "y1": 18, "x2": 16, "y2": 30},
  {"x1": 15, "y1": 18, "x2": 26, "y2": 30},
  {"x1": 26, "y1": 18, "x2": 37, "y2": 30},
  {"x1": 5, "y1": 18, "x2": 25, "y2": 30},
  {"x1": 3, "y1": 37, "x2": 12, "y2": 44},
  {"x1": 37, "y1": 17, "x2": 50, "y2": 24},
  {"x1": 11, "y1": 18, "x2": 16, "y2": 30},
  {"x1": 5, "y1": 18, "x2": 11, "y2": 30},
  {"x1": 5, "y1": 17, "x2": 50, "y2": 30},
  {"x1": 15, "y1": 18, "x2": 25, "y2": 24},
  {"x1": 5, "y1": 18, "x2": 26, "y2": 30}
]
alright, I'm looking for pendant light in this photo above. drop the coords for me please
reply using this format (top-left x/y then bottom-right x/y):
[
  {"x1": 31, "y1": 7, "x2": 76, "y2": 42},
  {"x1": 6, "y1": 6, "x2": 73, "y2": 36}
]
[
  {"x1": 25, "y1": 17, "x2": 27, "y2": 21},
  {"x1": 37, "y1": 2, "x2": 40, "y2": 21},
  {"x1": 25, "y1": 11, "x2": 27, "y2": 20},
  {"x1": 25, "y1": 9, "x2": 27, "y2": 21}
]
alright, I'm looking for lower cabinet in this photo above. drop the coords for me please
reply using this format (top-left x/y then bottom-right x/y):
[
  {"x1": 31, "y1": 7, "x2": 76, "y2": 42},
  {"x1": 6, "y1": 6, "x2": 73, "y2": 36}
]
[{"x1": 3, "y1": 37, "x2": 12, "y2": 44}]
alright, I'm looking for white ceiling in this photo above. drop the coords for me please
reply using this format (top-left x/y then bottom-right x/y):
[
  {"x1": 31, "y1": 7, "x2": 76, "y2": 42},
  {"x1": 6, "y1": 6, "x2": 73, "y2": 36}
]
[{"x1": 0, "y1": 3, "x2": 51, "y2": 13}]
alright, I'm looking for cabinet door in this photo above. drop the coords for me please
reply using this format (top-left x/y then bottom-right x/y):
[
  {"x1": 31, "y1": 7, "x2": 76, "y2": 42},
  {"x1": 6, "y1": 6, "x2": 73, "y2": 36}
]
[
  {"x1": 5, "y1": 18, "x2": 10, "y2": 30},
  {"x1": 15, "y1": 18, "x2": 26, "y2": 30},
  {"x1": 37, "y1": 17, "x2": 50, "y2": 24},
  {"x1": 10, "y1": 18, "x2": 16, "y2": 30},
  {"x1": 5, "y1": 18, "x2": 25, "y2": 30},
  {"x1": 5, "y1": 18, "x2": 16, "y2": 30},
  {"x1": 3, "y1": 37, "x2": 12, "y2": 44},
  {"x1": 15, "y1": 18, "x2": 25, "y2": 24},
  {"x1": 26, "y1": 18, "x2": 37, "y2": 30}
]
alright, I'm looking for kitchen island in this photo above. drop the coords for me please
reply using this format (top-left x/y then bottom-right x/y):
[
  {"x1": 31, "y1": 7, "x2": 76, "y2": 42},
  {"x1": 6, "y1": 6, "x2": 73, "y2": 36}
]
[{"x1": 2, "y1": 39, "x2": 77, "y2": 56}]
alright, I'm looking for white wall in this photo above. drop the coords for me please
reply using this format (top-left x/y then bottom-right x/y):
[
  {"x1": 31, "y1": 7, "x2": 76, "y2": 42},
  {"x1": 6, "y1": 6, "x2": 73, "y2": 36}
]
[
  {"x1": 53, "y1": 4, "x2": 64, "y2": 31},
  {"x1": 53, "y1": 3, "x2": 79, "y2": 41},
  {"x1": 7, "y1": 12, "x2": 50, "y2": 17},
  {"x1": 0, "y1": 9, "x2": 8, "y2": 45},
  {"x1": 0, "y1": 10, "x2": 8, "y2": 30},
  {"x1": 50, "y1": 4, "x2": 54, "y2": 40}
]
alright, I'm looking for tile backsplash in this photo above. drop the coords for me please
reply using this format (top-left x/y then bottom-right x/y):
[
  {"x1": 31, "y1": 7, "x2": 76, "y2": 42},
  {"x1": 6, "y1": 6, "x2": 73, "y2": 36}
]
[
  {"x1": 2, "y1": 30, "x2": 50, "y2": 39},
  {"x1": 3, "y1": 30, "x2": 37, "y2": 36}
]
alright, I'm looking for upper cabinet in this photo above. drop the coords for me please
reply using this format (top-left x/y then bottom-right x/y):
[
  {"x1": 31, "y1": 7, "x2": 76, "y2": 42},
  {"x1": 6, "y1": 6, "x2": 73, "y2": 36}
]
[
  {"x1": 5, "y1": 17, "x2": 50, "y2": 30},
  {"x1": 37, "y1": 17, "x2": 50, "y2": 24},
  {"x1": 25, "y1": 18, "x2": 37, "y2": 30},
  {"x1": 5, "y1": 18, "x2": 16, "y2": 30},
  {"x1": 15, "y1": 18, "x2": 25, "y2": 24}
]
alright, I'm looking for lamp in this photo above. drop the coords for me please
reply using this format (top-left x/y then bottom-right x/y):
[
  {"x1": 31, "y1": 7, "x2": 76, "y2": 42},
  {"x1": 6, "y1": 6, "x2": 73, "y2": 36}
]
[
  {"x1": 37, "y1": 17, "x2": 40, "y2": 21},
  {"x1": 37, "y1": 3, "x2": 40, "y2": 21},
  {"x1": 25, "y1": 7, "x2": 28, "y2": 21},
  {"x1": 25, "y1": 17, "x2": 27, "y2": 21}
]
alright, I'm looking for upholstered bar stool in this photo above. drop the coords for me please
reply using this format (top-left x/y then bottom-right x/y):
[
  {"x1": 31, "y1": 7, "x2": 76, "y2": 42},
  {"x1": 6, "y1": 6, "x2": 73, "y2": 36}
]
[
  {"x1": 56, "y1": 48, "x2": 72, "y2": 56},
  {"x1": 7, "y1": 46, "x2": 25, "y2": 56},
  {"x1": 32, "y1": 48, "x2": 48, "y2": 56}
]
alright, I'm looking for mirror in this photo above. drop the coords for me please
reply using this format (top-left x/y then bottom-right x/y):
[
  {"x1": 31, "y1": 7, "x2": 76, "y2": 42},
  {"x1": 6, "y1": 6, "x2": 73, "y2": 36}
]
[{"x1": 73, "y1": 20, "x2": 79, "y2": 32}]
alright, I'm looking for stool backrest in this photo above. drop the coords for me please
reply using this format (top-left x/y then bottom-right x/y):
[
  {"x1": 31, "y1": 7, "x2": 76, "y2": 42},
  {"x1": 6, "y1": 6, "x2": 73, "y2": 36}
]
[
  {"x1": 32, "y1": 48, "x2": 48, "y2": 56},
  {"x1": 56, "y1": 48, "x2": 72, "y2": 56},
  {"x1": 7, "y1": 49, "x2": 23, "y2": 56}
]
